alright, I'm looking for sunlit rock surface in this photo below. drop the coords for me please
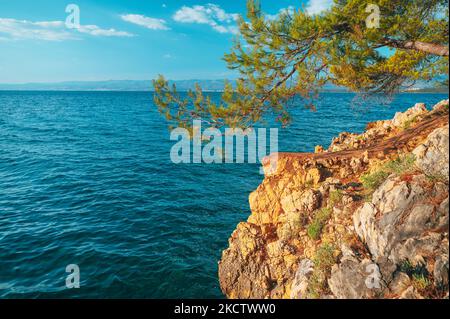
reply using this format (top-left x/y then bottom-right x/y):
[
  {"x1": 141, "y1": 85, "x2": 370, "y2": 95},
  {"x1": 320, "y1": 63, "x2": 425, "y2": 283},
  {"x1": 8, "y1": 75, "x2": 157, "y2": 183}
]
[{"x1": 219, "y1": 100, "x2": 449, "y2": 299}]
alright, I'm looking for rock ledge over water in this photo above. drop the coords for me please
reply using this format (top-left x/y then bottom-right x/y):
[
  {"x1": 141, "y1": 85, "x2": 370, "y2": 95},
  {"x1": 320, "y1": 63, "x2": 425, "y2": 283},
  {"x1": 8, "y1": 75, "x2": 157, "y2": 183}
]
[{"x1": 218, "y1": 99, "x2": 449, "y2": 299}]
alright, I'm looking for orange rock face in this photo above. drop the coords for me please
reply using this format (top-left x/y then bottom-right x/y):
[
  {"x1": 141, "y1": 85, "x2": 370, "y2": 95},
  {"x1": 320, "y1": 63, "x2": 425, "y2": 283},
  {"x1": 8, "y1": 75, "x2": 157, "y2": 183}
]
[{"x1": 218, "y1": 100, "x2": 449, "y2": 299}]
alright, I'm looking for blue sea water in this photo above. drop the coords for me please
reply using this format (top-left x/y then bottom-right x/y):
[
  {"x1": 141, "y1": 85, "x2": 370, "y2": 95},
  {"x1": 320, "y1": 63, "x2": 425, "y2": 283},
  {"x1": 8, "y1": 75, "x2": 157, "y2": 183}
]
[{"x1": 0, "y1": 91, "x2": 447, "y2": 298}]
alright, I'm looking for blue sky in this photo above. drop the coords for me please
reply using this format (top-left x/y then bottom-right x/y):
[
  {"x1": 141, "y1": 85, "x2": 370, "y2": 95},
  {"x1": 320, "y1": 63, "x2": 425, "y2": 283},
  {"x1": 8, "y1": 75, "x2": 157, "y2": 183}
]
[{"x1": 0, "y1": 0, "x2": 334, "y2": 83}]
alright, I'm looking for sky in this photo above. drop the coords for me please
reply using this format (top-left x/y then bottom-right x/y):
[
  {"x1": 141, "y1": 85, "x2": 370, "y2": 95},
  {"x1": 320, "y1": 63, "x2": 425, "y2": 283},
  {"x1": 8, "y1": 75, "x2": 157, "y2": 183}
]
[{"x1": 0, "y1": 0, "x2": 334, "y2": 83}]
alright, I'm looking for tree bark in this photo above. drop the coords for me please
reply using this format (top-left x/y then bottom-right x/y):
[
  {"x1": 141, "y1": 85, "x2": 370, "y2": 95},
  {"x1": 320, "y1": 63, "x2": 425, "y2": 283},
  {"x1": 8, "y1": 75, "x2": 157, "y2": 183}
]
[{"x1": 385, "y1": 38, "x2": 449, "y2": 57}]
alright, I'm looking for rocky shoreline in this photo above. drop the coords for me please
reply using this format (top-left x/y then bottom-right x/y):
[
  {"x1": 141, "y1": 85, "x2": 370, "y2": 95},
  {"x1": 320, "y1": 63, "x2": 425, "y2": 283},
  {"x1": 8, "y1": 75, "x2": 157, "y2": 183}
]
[{"x1": 218, "y1": 99, "x2": 449, "y2": 299}]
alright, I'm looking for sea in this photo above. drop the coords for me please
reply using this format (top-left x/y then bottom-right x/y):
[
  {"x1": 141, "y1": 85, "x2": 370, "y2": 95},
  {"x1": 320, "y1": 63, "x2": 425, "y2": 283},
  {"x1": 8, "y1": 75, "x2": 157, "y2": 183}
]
[{"x1": 0, "y1": 91, "x2": 447, "y2": 298}]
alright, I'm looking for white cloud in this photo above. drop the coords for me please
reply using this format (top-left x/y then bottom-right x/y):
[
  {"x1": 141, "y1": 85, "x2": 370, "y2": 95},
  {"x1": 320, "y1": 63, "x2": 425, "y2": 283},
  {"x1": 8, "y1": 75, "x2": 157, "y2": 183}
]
[
  {"x1": 305, "y1": 0, "x2": 333, "y2": 15},
  {"x1": 173, "y1": 4, "x2": 239, "y2": 34},
  {"x1": 77, "y1": 24, "x2": 133, "y2": 37},
  {"x1": 121, "y1": 14, "x2": 170, "y2": 30},
  {"x1": 163, "y1": 53, "x2": 172, "y2": 59},
  {"x1": 0, "y1": 18, "x2": 73, "y2": 41},
  {"x1": 0, "y1": 18, "x2": 133, "y2": 41}
]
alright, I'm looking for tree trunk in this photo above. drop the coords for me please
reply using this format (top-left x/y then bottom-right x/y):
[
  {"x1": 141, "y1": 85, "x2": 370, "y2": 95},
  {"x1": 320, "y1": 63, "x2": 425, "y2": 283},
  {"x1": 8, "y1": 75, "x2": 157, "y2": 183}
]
[{"x1": 385, "y1": 39, "x2": 449, "y2": 57}]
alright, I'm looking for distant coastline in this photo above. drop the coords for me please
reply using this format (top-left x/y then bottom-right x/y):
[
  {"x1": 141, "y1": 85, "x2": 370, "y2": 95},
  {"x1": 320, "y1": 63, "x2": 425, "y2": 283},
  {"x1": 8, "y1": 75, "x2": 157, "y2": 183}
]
[
  {"x1": 0, "y1": 79, "x2": 447, "y2": 93},
  {"x1": 0, "y1": 80, "x2": 226, "y2": 92}
]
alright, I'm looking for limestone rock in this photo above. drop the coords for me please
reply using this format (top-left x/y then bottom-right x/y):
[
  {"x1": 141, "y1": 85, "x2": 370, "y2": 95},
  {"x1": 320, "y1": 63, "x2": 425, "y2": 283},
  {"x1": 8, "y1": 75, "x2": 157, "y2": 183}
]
[
  {"x1": 290, "y1": 259, "x2": 314, "y2": 299},
  {"x1": 400, "y1": 286, "x2": 424, "y2": 299},
  {"x1": 281, "y1": 189, "x2": 322, "y2": 215},
  {"x1": 219, "y1": 99, "x2": 449, "y2": 299},
  {"x1": 329, "y1": 257, "x2": 384, "y2": 299},
  {"x1": 218, "y1": 223, "x2": 270, "y2": 299},
  {"x1": 354, "y1": 174, "x2": 448, "y2": 266},
  {"x1": 389, "y1": 272, "x2": 411, "y2": 296},
  {"x1": 434, "y1": 254, "x2": 449, "y2": 287},
  {"x1": 433, "y1": 99, "x2": 449, "y2": 111},
  {"x1": 413, "y1": 125, "x2": 449, "y2": 182},
  {"x1": 392, "y1": 103, "x2": 427, "y2": 127}
]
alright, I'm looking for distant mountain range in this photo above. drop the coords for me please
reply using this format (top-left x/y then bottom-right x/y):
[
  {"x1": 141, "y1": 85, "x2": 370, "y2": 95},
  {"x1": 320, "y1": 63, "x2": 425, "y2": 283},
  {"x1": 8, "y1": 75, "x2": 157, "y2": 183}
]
[
  {"x1": 0, "y1": 80, "x2": 231, "y2": 92},
  {"x1": 0, "y1": 79, "x2": 447, "y2": 93}
]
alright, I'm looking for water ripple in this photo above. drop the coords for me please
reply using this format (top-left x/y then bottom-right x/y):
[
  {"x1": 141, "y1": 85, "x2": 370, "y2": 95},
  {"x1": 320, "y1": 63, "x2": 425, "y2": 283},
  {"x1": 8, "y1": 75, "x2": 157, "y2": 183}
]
[{"x1": 0, "y1": 91, "x2": 447, "y2": 298}]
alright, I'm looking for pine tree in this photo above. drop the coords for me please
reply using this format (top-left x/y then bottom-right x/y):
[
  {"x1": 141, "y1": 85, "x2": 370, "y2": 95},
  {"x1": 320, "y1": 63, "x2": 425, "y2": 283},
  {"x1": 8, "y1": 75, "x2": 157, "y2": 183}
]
[{"x1": 153, "y1": 0, "x2": 449, "y2": 129}]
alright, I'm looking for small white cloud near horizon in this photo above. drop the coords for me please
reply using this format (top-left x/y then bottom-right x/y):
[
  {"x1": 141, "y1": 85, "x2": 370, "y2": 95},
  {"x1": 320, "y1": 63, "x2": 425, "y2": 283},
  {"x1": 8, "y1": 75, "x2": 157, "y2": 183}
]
[
  {"x1": 173, "y1": 4, "x2": 239, "y2": 34},
  {"x1": 0, "y1": 17, "x2": 133, "y2": 41},
  {"x1": 121, "y1": 14, "x2": 170, "y2": 30},
  {"x1": 77, "y1": 24, "x2": 133, "y2": 37},
  {"x1": 305, "y1": 0, "x2": 334, "y2": 15}
]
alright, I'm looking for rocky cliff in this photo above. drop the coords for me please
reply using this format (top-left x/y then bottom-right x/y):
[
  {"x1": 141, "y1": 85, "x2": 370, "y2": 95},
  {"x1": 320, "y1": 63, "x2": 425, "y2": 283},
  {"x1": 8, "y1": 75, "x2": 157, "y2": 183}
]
[{"x1": 218, "y1": 99, "x2": 449, "y2": 299}]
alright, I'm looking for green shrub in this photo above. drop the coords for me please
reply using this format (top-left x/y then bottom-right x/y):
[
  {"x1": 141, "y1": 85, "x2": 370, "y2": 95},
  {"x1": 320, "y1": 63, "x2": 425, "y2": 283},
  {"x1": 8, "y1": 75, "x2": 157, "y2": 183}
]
[
  {"x1": 306, "y1": 244, "x2": 337, "y2": 298},
  {"x1": 402, "y1": 116, "x2": 419, "y2": 130},
  {"x1": 399, "y1": 259, "x2": 428, "y2": 276},
  {"x1": 399, "y1": 260, "x2": 415, "y2": 273},
  {"x1": 384, "y1": 154, "x2": 416, "y2": 175},
  {"x1": 313, "y1": 244, "x2": 336, "y2": 270},
  {"x1": 307, "y1": 207, "x2": 332, "y2": 240},
  {"x1": 361, "y1": 155, "x2": 416, "y2": 192},
  {"x1": 412, "y1": 274, "x2": 432, "y2": 291},
  {"x1": 306, "y1": 273, "x2": 323, "y2": 299},
  {"x1": 361, "y1": 170, "x2": 390, "y2": 191},
  {"x1": 329, "y1": 189, "x2": 344, "y2": 206},
  {"x1": 399, "y1": 260, "x2": 431, "y2": 291},
  {"x1": 307, "y1": 221, "x2": 322, "y2": 240}
]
